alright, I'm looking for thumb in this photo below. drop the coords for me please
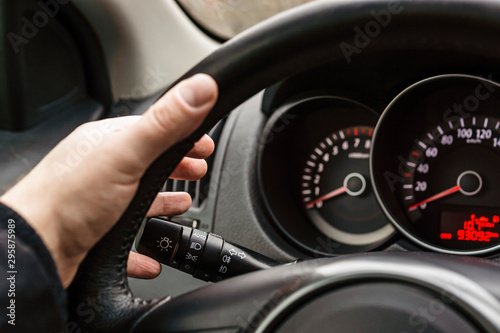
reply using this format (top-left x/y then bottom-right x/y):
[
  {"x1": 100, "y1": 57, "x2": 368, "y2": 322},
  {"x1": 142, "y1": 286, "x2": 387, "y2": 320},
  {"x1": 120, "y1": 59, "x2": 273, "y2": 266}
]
[{"x1": 109, "y1": 74, "x2": 218, "y2": 175}]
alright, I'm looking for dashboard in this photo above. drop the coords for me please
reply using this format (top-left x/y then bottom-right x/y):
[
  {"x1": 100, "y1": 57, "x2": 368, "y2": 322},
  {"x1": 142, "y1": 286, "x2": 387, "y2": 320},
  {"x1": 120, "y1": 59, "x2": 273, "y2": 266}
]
[{"x1": 191, "y1": 2, "x2": 500, "y2": 275}]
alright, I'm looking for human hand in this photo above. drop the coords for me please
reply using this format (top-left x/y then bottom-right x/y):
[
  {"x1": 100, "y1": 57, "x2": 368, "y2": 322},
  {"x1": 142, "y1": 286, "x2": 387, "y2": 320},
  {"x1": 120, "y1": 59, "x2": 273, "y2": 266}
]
[{"x1": 0, "y1": 74, "x2": 218, "y2": 287}]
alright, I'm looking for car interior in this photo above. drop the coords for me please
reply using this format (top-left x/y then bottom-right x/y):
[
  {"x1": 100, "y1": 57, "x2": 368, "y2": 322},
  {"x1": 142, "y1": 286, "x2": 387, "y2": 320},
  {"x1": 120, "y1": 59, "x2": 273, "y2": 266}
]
[{"x1": 3, "y1": 0, "x2": 500, "y2": 332}]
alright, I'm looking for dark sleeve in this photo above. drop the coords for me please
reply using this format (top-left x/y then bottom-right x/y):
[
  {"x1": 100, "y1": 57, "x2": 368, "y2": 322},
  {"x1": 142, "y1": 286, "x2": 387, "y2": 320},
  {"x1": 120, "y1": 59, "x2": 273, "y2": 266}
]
[{"x1": 0, "y1": 202, "x2": 67, "y2": 332}]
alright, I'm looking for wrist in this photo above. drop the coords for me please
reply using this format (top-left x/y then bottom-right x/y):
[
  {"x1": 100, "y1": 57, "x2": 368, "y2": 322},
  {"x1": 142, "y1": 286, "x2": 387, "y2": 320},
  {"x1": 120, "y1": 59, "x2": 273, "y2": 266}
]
[{"x1": 1, "y1": 187, "x2": 83, "y2": 287}]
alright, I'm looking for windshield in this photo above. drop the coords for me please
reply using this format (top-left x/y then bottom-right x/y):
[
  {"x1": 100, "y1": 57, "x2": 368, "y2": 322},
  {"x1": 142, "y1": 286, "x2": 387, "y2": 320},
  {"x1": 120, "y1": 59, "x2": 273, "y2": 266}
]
[{"x1": 177, "y1": 0, "x2": 316, "y2": 40}]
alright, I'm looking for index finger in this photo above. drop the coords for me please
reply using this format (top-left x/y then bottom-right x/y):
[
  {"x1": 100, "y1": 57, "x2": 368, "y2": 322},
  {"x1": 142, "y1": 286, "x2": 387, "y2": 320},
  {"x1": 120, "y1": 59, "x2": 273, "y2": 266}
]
[{"x1": 186, "y1": 134, "x2": 214, "y2": 159}]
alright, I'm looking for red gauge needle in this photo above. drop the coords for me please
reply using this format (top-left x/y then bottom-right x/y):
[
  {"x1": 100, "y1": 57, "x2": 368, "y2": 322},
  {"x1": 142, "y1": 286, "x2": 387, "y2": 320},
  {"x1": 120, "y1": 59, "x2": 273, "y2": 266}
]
[
  {"x1": 306, "y1": 186, "x2": 348, "y2": 209},
  {"x1": 408, "y1": 185, "x2": 462, "y2": 211}
]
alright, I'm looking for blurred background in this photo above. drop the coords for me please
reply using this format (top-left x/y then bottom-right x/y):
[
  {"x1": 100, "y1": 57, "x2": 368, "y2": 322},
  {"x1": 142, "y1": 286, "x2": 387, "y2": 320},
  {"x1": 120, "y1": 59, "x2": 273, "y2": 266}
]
[{"x1": 177, "y1": 0, "x2": 316, "y2": 40}]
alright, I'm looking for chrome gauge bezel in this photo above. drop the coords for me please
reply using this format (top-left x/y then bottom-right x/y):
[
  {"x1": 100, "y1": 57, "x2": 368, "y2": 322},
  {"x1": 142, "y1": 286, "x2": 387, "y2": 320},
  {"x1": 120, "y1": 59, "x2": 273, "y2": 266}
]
[{"x1": 371, "y1": 74, "x2": 500, "y2": 255}]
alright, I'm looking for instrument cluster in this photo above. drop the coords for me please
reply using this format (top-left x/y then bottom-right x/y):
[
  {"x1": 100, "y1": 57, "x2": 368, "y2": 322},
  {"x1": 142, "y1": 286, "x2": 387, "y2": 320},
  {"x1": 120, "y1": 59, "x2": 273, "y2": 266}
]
[{"x1": 259, "y1": 74, "x2": 500, "y2": 256}]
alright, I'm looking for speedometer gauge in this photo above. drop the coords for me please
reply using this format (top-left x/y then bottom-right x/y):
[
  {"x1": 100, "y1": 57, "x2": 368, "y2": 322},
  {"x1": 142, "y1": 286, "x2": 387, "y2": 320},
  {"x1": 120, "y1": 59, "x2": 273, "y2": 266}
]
[
  {"x1": 372, "y1": 75, "x2": 500, "y2": 254},
  {"x1": 403, "y1": 115, "x2": 500, "y2": 250}
]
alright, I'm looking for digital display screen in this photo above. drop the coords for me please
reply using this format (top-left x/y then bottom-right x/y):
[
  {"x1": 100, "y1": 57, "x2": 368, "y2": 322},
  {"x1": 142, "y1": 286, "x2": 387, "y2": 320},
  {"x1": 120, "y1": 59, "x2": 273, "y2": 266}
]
[{"x1": 441, "y1": 211, "x2": 500, "y2": 243}]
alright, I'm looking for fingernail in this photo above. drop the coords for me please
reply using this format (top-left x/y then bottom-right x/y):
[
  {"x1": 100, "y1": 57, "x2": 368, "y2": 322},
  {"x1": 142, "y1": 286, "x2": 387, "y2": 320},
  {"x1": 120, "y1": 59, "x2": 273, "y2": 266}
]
[{"x1": 176, "y1": 74, "x2": 217, "y2": 109}]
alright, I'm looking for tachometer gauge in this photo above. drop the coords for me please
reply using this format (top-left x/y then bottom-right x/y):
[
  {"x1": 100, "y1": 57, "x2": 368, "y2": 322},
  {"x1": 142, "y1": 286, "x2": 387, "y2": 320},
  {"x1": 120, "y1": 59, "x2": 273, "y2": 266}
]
[
  {"x1": 259, "y1": 97, "x2": 395, "y2": 256},
  {"x1": 301, "y1": 126, "x2": 393, "y2": 246},
  {"x1": 372, "y1": 75, "x2": 500, "y2": 254}
]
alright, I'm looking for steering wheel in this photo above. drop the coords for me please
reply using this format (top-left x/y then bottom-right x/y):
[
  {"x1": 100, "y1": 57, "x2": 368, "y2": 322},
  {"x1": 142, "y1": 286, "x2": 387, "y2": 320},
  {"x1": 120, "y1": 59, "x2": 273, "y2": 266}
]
[{"x1": 67, "y1": 1, "x2": 500, "y2": 332}]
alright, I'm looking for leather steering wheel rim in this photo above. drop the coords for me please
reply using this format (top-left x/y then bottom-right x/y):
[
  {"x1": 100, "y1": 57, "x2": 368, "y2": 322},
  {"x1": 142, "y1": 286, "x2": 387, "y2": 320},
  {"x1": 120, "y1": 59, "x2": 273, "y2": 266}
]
[{"x1": 67, "y1": 1, "x2": 500, "y2": 331}]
